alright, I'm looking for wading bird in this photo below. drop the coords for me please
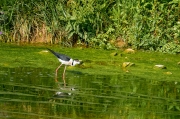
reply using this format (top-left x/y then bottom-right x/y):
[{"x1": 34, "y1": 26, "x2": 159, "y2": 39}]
[{"x1": 47, "y1": 48, "x2": 81, "y2": 84}]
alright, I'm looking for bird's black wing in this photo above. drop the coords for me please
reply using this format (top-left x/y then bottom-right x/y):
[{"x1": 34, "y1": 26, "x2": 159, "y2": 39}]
[{"x1": 47, "y1": 48, "x2": 71, "y2": 61}]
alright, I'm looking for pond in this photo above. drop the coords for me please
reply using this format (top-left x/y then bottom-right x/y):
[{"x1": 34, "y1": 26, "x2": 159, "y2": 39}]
[{"x1": 0, "y1": 67, "x2": 180, "y2": 119}]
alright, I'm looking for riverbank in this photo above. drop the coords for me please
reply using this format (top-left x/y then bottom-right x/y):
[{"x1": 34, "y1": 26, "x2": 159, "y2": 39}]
[{"x1": 0, "y1": 43, "x2": 180, "y2": 81}]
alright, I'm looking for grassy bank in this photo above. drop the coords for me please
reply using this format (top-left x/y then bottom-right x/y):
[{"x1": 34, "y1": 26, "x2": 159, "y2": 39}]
[
  {"x1": 0, "y1": 0, "x2": 180, "y2": 53},
  {"x1": 0, "y1": 43, "x2": 180, "y2": 81}
]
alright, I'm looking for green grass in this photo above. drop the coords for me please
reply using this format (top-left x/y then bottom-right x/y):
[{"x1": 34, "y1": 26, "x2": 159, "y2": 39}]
[{"x1": 0, "y1": 43, "x2": 180, "y2": 81}]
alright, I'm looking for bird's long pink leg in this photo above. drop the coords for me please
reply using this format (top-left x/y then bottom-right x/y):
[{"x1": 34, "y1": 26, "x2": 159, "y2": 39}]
[
  {"x1": 62, "y1": 65, "x2": 67, "y2": 86},
  {"x1": 55, "y1": 64, "x2": 62, "y2": 82},
  {"x1": 56, "y1": 64, "x2": 62, "y2": 75}
]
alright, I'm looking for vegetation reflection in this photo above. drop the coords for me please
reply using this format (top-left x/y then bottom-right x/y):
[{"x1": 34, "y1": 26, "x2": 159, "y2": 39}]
[{"x1": 0, "y1": 67, "x2": 180, "y2": 119}]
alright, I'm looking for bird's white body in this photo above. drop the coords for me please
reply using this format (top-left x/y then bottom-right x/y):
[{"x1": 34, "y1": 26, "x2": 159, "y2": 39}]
[
  {"x1": 58, "y1": 58, "x2": 81, "y2": 66},
  {"x1": 59, "y1": 58, "x2": 73, "y2": 65}
]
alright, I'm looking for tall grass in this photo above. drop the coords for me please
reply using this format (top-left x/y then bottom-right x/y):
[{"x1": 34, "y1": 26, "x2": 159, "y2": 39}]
[{"x1": 0, "y1": 0, "x2": 179, "y2": 53}]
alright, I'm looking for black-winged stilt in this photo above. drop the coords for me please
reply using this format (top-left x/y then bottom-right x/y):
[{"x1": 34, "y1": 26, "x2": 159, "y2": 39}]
[{"x1": 47, "y1": 48, "x2": 81, "y2": 83}]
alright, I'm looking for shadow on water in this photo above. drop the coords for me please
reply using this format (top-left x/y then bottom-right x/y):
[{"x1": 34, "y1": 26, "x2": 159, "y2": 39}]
[{"x1": 0, "y1": 67, "x2": 180, "y2": 119}]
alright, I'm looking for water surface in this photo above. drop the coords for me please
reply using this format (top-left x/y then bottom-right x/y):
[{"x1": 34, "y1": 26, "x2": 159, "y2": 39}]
[{"x1": 0, "y1": 67, "x2": 180, "y2": 119}]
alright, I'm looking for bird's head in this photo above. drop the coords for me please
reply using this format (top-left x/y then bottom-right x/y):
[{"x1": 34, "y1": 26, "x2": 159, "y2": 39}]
[{"x1": 72, "y1": 59, "x2": 82, "y2": 66}]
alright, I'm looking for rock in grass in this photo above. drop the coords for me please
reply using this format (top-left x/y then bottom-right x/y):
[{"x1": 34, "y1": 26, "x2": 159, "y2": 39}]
[
  {"x1": 124, "y1": 48, "x2": 135, "y2": 54},
  {"x1": 122, "y1": 62, "x2": 135, "y2": 68},
  {"x1": 164, "y1": 72, "x2": 172, "y2": 75},
  {"x1": 110, "y1": 52, "x2": 118, "y2": 56},
  {"x1": 38, "y1": 50, "x2": 49, "y2": 54},
  {"x1": 154, "y1": 65, "x2": 166, "y2": 69}
]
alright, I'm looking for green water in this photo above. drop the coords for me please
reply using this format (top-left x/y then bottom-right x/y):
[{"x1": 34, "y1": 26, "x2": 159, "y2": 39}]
[
  {"x1": 0, "y1": 44, "x2": 180, "y2": 119},
  {"x1": 0, "y1": 67, "x2": 180, "y2": 119}
]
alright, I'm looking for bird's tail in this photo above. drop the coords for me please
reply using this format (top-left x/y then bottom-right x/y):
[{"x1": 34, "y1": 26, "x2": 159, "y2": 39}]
[{"x1": 47, "y1": 48, "x2": 59, "y2": 57}]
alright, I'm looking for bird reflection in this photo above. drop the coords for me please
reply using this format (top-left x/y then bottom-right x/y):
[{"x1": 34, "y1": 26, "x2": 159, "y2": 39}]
[
  {"x1": 53, "y1": 73, "x2": 77, "y2": 98},
  {"x1": 53, "y1": 86, "x2": 75, "y2": 98},
  {"x1": 52, "y1": 79, "x2": 76, "y2": 99},
  {"x1": 55, "y1": 75, "x2": 66, "y2": 87}
]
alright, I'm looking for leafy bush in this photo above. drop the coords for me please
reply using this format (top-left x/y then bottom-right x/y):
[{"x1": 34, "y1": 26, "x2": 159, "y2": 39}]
[
  {"x1": 158, "y1": 42, "x2": 180, "y2": 54},
  {"x1": 0, "y1": 0, "x2": 179, "y2": 54},
  {"x1": 122, "y1": 1, "x2": 179, "y2": 51},
  {"x1": 90, "y1": 27, "x2": 116, "y2": 49}
]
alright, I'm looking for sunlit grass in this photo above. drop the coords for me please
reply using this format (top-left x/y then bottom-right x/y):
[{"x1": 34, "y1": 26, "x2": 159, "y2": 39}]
[{"x1": 0, "y1": 43, "x2": 180, "y2": 81}]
